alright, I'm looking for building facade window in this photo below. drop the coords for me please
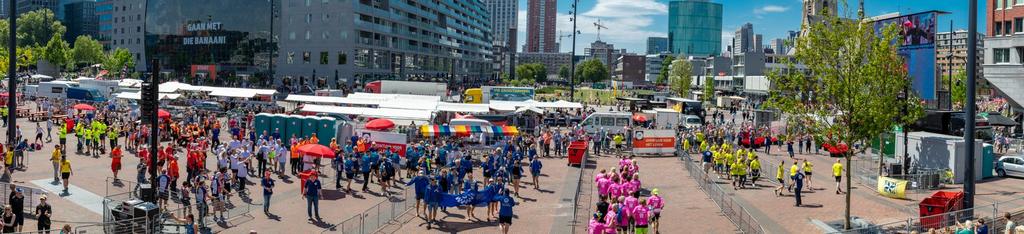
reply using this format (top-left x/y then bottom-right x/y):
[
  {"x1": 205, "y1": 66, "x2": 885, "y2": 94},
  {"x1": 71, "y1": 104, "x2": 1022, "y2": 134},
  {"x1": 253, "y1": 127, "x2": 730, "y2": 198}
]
[
  {"x1": 303, "y1": 51, "x2": 311, "y2": 64},
  {"x1": 338, "y1": 52, "x2": 347, "y2": 65},
  {"x1": 320, "y1": 52, "x2": 329, "y2": 64},
  {"x1": 287, "y1": 52, "x2": 295, "y2": 64},
  {"x1": 994, "y1": 48, "x2": 1011, "y2": 63},
  {"x1": 995, "y1": 22, "x2": 1003, "y2": 36},
  {"x1": 1016, "y1": 18, "x2": 1023, "y2": 33},
  {"x1": 1005, "y1": 21, "x2": 1013, "y2": 35}
]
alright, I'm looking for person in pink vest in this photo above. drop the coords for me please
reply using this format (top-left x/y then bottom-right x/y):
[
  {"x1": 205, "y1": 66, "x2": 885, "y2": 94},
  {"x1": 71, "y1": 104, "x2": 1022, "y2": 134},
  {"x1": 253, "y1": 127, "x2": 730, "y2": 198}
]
[
  {"x1": 633, "y1": 198, "x2": 652, "y2": 234},
  {"x1": 647, "y1": 189, "x2": 665, "y2": 234},
  {"x1": 587, "y1": 213, "x2": 607, "y2": 234}
]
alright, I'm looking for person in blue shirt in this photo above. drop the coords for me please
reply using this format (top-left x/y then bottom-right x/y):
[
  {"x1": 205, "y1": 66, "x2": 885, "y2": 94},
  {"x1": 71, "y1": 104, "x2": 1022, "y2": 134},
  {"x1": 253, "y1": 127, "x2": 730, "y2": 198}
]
[
  {"x1": 369, "y1": 149, "x2": 381, "y2": 181},
  {"x1": 360, "y1": 153, "x2": 373, "y2": 192},
  {"x1": 405, "y1": 146, "x2": 418, "y2": 178},
  {"x1": 496, "y1": 189, "x2": 517, "y2": 234},
  {"x1": 462, "y1": 173, "x2": 479, "y2": 220},
  {"x1": 261, "y1": 171, "x2": 275, "y2": 215},
  {"x1": 379, "y1": 158, "x2": 395, "y2": 195},
  {"x1": 333, "y1": 153, "x2": 344, "y2": 189},
  {"x1": 530, "y1": 158, "x2": 543, "y2": 190},
  {"x1": 527, "y1": 147, "x2": 537, "y2": 161},
  {"x1": 510, "y1": 162, "x2": 524, "y2": 197},
  {"x1": 303, "y1": 173, "x2": 322, "y2": 220},
  {"x1": 388, "y1": 149, "x2": 402, "y2": 180},
  {"x1": 406, "y1": 171, "x2": 429, "y2": 217},
  {"x1": 425, "y1": 178, "x2": 441, "y2": 230},
  {"x1": 343, "y1": 156, "x2": 356, "y2": 192}
]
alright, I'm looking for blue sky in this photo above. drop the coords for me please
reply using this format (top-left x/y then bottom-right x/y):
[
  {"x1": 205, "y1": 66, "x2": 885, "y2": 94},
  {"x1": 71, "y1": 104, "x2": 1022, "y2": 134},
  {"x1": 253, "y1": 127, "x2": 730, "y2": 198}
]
[{"x1": 516, "y1": 0, "x2": 987, "y2": 55}]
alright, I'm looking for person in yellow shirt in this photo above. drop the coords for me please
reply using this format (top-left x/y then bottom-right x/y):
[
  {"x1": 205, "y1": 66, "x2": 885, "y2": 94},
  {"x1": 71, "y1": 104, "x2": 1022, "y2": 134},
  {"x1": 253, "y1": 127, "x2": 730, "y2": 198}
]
[
  {"x1": 682, "y1": 138, "x2": 691, "y2": 154},
  {"x1": 749, "y1": 156, "x2": 761, "y2": 186},
  {"x1": 788, "y1": 161, "x2": 799, "y2": 192},
  {"x1": 833, "y1": 159, "x2": 844, "y2": 194},
  {"x1": 775, "y1": 160, "x2": 786, "y2": 196},
  {"x1": 50, "y1": 145, "x2": 62, "y2": 183},
  {"x1": 732, "y1": 158, "x2": 747, "y2": 189},
  {"x1": 60, "y1": 158, "x2": 73, "y2": 194},
  {"x1": 803, "y1": 160, "x2": 814, "y2": 190},
  {"x1": 724, "y1": 151, "x2": 735, "y2": 180}
]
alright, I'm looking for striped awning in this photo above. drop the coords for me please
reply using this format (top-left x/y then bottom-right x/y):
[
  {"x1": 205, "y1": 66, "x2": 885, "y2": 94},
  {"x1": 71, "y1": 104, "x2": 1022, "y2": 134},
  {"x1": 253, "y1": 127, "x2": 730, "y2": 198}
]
[{"x1": 420, "y1": 125, "x2": 518, "y2": 137}]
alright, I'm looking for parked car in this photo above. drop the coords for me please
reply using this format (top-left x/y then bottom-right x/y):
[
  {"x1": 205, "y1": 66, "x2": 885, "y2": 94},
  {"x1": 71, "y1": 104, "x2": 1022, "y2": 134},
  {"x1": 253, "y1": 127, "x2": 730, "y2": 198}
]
[
  {"x1": 195, "y1": 101, "x2": 223, "y2": 112},
  {"x1": 995, "y1": 155, "x2": 1024, "y2": 178}
]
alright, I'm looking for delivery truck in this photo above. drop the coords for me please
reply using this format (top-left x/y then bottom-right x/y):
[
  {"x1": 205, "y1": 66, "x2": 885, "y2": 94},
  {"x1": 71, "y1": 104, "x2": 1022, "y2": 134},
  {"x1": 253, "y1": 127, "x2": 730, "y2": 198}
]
[
  {"x1": 463, "y1": 86, "x2": 535, "y2": 104},
  {"x1": 365, "y1": 80, "x2": 447, "y2": 96}
]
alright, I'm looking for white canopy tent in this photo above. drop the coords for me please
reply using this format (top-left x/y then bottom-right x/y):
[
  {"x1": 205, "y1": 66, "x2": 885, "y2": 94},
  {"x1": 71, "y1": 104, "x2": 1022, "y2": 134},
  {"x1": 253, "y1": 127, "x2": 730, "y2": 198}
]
[
  {"x1": 115, "y1": 92, "x2": 181, "y2": 100},
  {"x1": 284, "y1": 94, "x2": 381, "y2": 106},
  {"x1": 301, "y1": 104, "x2": 433, "y2": 121},
  {"x1": 209, "y1": 89, "x2": 259, "y2": 98},
  {"x1": 435, "y1": 102, "x2": 490, "y2": 113},
  {"x1": 378, "y1": 99, "x2": 438, "y2": 111}
]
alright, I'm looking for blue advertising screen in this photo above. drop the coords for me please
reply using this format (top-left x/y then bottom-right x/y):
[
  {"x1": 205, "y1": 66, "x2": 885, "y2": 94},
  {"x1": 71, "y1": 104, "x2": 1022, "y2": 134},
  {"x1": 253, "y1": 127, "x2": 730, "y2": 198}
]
[{"x1": 873, "y1": 12, "x2": 939, "y2": 100}]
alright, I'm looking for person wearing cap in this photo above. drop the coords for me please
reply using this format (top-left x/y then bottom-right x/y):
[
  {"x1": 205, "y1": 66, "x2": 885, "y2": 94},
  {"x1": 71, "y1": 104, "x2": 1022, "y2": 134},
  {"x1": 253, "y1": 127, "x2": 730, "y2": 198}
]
[
  {"x1": 406, "y1": 170, "x2": 429, "y2": 218},
  {"x1": 34, "y1": 195, "x2": 50, "y2": 232},
  {"x1": 8, "y1": 188, "x2": 23, "y2": 232},
  {"x1": 647, "y1": 188, "x2": 665, "y2": 234}
]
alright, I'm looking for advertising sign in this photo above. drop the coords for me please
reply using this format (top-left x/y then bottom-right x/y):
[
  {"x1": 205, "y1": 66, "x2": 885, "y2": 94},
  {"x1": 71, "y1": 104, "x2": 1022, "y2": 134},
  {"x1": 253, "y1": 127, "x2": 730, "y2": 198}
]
[
  {"x1": 355, "y1": 129, "x2": 408, "y2": 157},
  {"x1": 632, "y1": 130, "x2": 677, "y2": 155},
  {"x1": 877, "y1": 176, "x2": 908, "y2": 199},
  {"x1": 489, "y1": 87, "x2": 535, "y2": 102},
  {"x1": 873, "y1": 12, "x2": 940, "y2": 100}
]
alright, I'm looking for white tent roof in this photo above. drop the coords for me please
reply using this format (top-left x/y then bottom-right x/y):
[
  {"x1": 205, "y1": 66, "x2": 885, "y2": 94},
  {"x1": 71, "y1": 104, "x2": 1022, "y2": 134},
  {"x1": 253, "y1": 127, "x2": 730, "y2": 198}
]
[
  {"x1": 118, "y1": 79, "x2": 143, "y2": 88},
  {"x1": 301, "y1": 104, "x2": 433, "y2": 121},
  {"x1": 348, "y1": 92, "x2": 442, "y2": 102},
  {"x1": 515, "y1": 106, "x2": 545, "y2": 114},
  {"x1": 159, "y1": 82, "x2": 193, "y2": 93},
  {"x1": 489, "y1": 100, "x2": 582, "y2": 110},
  {"x1": 435, "y1": 102, "x2": 490, "y2": 113},
  {"x1": 378, "y1": 99, "x2": 438, "y2": 111},
  {"x1": 209, "y1": 88, "x2": 258, "y2": 98},
  {"x1": 115, "y1": 92, "x2": 181, "y2": 100},
  {"x1": 284, "y1": 94, "x2": 380, "y2": 106}
]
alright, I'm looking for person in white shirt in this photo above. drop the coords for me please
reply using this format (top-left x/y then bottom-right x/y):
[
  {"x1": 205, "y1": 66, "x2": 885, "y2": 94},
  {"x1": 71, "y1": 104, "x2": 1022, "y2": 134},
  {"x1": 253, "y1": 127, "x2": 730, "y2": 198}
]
[{"x1": 236, "y1": 161, "x2": 249, "y2": 193}]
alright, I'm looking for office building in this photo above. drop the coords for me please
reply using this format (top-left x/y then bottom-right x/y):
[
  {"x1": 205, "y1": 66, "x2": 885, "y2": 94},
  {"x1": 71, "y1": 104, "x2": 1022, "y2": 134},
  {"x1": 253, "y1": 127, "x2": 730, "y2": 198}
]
[
  {"x1": 96, "y1": 0, "x2": 112, "y2": 47},
  {"x1": 937, "y1": 30, "x2": 984, "y2": 79},
  {"x1": 63, "y1": 0, "x2": 97, "y2": 41},
  {"x1": 645, "y1": 54, "x2": 668, "y2": 84},
  {"x1": 16, "y1": 0, "x2": 58, "y2": 16},
  {"x1": 108, "y1": 0, "x2": 145, "y2": 71},
  {"x1": 668, "y1": 0, "x2": 722, "y2": 56},
  {"x1": 525, "y1": 0, "x2": 556, "y2": 53},
  {"x1": 517, "y1": 52, "x2": 571, "y2": 80},
  {"x1": 585, "y1": 40, "x2": 626, "y2": 79},
  {"x1": 486, "y1": 0, "x2": 518, "y2": 80},
  {"x1": 614, "y1": 54, "x2": 646, "y2": 84},
  {"x1": 647, "y1": 37, "x2": 669, "y2": 54},
  {"x1": 275, "y1": 0, "x2": 493, "y2": 90},
  {"x1": 732, "y1": 23, "x2": 755, "y2": 54},
  {"x1": 769, "y1": 38, "x2": 788, "y2": 54},
  {"x1": 984, "y1": 0, "x2": 1024, "y2": 108}
]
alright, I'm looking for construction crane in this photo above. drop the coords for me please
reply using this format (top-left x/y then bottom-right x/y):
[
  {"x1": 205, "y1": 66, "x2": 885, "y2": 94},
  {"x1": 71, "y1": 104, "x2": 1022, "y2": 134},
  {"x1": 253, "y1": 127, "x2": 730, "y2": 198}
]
[
  {"x1": 558, "y1": 31, "x2": 573, "y2": 48},
  {"x1": 594, "y1": 19, "x2": 608, "y2": 41}
]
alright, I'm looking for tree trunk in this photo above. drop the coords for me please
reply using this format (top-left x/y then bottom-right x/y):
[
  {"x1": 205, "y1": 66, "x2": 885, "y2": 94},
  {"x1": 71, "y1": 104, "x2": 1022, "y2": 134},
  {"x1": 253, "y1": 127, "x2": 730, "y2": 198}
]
[{"x1": 845, "y1": 152, "x2": 852, "y2": 229}]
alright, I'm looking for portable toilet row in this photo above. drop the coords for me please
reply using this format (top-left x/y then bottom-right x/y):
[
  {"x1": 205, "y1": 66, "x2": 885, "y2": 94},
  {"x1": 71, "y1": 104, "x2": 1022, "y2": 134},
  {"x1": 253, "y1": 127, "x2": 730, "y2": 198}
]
[{"x1": 253, "y1": 113, "x2": 345, "y2": 146}]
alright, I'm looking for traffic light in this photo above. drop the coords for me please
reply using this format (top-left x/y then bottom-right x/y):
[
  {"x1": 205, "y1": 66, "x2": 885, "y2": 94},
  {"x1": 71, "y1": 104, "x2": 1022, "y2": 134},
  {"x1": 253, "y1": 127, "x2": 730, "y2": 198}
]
[{"x1": 140, "y1": 82, "x2": 157, "y2": 125}]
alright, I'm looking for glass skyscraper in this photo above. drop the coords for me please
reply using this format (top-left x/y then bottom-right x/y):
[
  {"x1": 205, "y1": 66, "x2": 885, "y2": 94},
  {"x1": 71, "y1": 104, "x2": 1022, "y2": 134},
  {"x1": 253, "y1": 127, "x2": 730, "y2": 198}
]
[{"x1": 668, "y1": 0, "x2": 723, "y2": 57}]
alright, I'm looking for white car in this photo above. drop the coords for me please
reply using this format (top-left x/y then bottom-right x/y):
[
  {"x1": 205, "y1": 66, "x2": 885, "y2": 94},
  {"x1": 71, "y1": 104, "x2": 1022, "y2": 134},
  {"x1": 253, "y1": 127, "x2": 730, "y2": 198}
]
[
  {"x1": 995, "y1": 156, "x2": 1024, "y2": 178},
  {"x1": 682, "y1": 115, "x2": 703, "y2": 130}
]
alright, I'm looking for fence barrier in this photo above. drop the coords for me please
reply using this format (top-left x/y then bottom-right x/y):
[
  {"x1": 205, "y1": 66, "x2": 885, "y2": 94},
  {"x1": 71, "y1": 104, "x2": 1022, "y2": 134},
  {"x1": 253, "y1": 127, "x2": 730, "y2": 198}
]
[
  {"x1": 830, "y1": 196, "x2": 1024, "y2": 234},
  {"x1": 320, "y1": 186, "x2": 414, "y2": 234},
  {"x1": 679, "y1": 152, "x2": 767, "y2": 234}
]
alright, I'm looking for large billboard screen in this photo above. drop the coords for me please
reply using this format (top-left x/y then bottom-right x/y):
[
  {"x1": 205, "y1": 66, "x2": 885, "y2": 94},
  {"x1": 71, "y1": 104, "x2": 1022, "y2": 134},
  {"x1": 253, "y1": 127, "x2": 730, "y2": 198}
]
[{"x1": 873, "y1": 12, "x2": 939, "y2": 100}]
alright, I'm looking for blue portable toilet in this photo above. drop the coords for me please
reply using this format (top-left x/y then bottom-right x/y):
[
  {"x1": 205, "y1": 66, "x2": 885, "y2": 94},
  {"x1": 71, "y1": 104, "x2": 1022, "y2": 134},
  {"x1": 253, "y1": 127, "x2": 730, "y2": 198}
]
[
  {"x1": 317, "y1": 117, "x2": 338, "y2": 145},
  {"x1": 982, "y1": 143, "x2": 994, "y2": 178},
  {"x1": 254, "y1": 114, "x2": 271, "y2": 137},
  {"x1": 270, "y1": 114, "x2": 288, "y2": 139},
  {"x1": 302, "y1": 116, "x2": 319, "y2": 141},
  {"x1": 286, "y1": 115, "x2": 304, "y2": 141}
]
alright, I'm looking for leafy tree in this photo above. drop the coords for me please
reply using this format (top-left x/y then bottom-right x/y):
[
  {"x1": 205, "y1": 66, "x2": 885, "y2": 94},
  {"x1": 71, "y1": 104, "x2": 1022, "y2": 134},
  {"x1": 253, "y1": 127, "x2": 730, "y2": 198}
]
[
  {"x1": 668, "y1": 58, "x2": 693, "y2": 98},
  {"x1": 656, "y1": 55, "x2": 676, "y2": 85},
  {"x1": 103, "y1": 48, "x2": 135, "y2": 77},
  {"x1": 558, "y1": 64, "x2": 570, "y2": 82},
  {"x1": 71, "y1": 35, "x2": 105, "y2": 68},
  {"x1": 575, "y1": 59, "x2": 609, "y2": 84},
  {"x1": 16, "y1": 9, "x2": 66, "y2": 48},
  {"x1": 943, "y1": 71, "x2": 967, "y2": 110},
  {"x1": 43, "y1": 34, "x2": 70, "y2": 69},
  {"x1": 766, "y1": 4, "x2": 923, "y2": 229},
  {"x1": 702, "y1": 76, "x2": 714, "y2": 103},
  {"x1": 0, "y1": 47, "x2": 40, "y2": 76},
  {"x1": 514, "y1": 63, "x2": 547, "y2": 84}
]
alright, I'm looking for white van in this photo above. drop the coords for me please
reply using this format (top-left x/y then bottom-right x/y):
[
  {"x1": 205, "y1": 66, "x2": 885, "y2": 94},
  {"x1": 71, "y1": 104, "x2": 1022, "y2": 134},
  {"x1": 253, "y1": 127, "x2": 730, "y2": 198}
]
[
  {"x1": 581, "y1": 112, "x2": 632, "y2": 134},
  {"x1": 36, "y1": 81, "x2": 78, "y2": 99},
  {"x1": 77, "y1": 78, "x2": 120, "y2": 99}
]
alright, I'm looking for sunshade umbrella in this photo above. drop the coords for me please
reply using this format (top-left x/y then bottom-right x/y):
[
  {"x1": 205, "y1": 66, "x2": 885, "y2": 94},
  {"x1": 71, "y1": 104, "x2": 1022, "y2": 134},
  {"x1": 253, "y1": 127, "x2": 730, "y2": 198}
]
[
  {"x1": 632, "y1": 114, "x2": 648, "y2": 122},
  {"x1": 73, "y1": 104, "x2": 97, "y2": 111},
  {"x1": 158, "y1": 109, "x2": 171, "y2": 119},
  {"x1": 365, "y1": 118, "x2": 395, "y2": 131},
  {"x1": 297, "y1": 143, "x2": 335, "y2": 158}
]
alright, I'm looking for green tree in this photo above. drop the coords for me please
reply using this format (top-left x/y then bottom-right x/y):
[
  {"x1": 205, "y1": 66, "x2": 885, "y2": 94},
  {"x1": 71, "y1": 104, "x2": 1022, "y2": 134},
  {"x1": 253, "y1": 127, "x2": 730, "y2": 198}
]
[
  {"x1": 558, "y1": 64, "x2": 570, "y2": 82},
  {"x1": 656, "y1": 55, "x2": 676, "y2": 85},
  {"x1": 103, "y1": 48, "x2": 135, "y2": 76},
  {"x1": 943, "y1": 71, "x2": 967, "y2": 110},
  {"x1": 71, "y1": 35, "x2": 105, "y2": 68},
  {"x1": 575, "y1": 59, "x2": 609, "y2": 84},
  {"x1": 702, "y1": 76, "x2": 714, "y2": 103},
  {"x1": 515, "y1": 63, "x2": 547, "y2": 83},
  {"x1": 43, "y1": 34, "x2": 70, "y2": 69},
  {"x1": 766, "y1": 4, "x2": 923, "y2": 229},
  {"x1": 16, "y1": 9, "x2": 66, "y2": 48},
  {"x1": 668, "y1": 58, "x2": 693, "y2": 98}
]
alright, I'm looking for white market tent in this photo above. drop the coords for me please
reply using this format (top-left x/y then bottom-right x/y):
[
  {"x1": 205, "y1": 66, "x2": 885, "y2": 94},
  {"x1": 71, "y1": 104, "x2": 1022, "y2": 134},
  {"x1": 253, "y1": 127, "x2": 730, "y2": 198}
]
[
  {"x1": 157, "y1": 82, "x2": 277, "y2": 96},
  {"x1": 435, "y1": 102, "x2": 489, "y2": 113},
  {"x1": 115, "y1": 92, "x2": 181, "y2": 100},
  {"x1": 378, "y1": 99, "x2": 438, "y2": 111},
  {"x1": 284, "y1": 95, "x2": 385, "y2": 106},
  {"x1": 301, "y1": 104, "x2": 433, "y2": 121},
  {"x1": 209, "y1": 88, "x2": 259, "y2": 98},
  {"x1": 118, "y1": 79, "x2": 143, "y2": 88}
]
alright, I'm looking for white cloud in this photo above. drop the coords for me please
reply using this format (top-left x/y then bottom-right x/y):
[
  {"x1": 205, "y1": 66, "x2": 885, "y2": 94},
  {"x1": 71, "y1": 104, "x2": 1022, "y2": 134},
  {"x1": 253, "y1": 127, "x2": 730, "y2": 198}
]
[
  {"x1": 582, "y1": 0, "x2": 667, "y2": 18},
  {"x1": 754, "y1": 5, "x2": 789, "y2": 15}
]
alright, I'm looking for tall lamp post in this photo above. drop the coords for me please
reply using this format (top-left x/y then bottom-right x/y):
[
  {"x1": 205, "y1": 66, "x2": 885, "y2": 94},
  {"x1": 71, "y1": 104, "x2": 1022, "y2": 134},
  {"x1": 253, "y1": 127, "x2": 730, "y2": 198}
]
[
  {"x1": 963, "y1": 0, "x2": 978, "y2": 216},
  {"x1": 568, "y1": 0, "x2": 580, "y2": 102},
  {"x1": 6, "y1": 0, "x2": 15, "y2": 153}
]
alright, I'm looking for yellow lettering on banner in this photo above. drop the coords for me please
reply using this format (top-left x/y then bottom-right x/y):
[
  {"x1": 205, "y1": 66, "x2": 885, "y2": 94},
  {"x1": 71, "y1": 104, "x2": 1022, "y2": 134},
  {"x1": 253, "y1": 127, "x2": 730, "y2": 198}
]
[{"x1": 877, "y1": 176, "x2": 908, "y2": 199}]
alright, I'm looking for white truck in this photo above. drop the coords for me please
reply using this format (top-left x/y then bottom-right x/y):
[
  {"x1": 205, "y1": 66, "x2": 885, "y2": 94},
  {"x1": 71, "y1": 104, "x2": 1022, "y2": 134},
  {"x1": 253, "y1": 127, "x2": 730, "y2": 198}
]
[
  {"x1": 34, "y1": 81, "x2": 78, "y2": 99},
  {"x1": 368, "y1": 80, "x2": 447, "y2": 97},
  {"x1": 76, "y1": 77, "x2": 120, "y2": 99}
]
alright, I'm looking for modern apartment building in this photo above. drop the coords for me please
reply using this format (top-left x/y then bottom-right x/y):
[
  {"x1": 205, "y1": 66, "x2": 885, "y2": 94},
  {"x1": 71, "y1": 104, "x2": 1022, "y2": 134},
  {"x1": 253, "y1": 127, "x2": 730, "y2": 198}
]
[
  {"x1": 95, "y1": 0, "x2": 112, "y2": 47},
  {"x1": 983, "y1": 0, "x2": 1024, "y2": 108},
  {"x1": 614, "y1": 54, "x2": 646, "y2": 85},
  {"x1": 525, "y1": 0, "x2": 556, "y2": 53},
  {"x1": 485, "y1": 0, "x2": 518, "y2": 80},
  {"x1": 63, "y1": 0, "x2": 97, "y2": 41},
  {"x1": 585, "y1": 40, "x2": 625, "y2": 80},
  {"x1": 108, "y1": 0, "x2": 145, "y2": 71},
  {"x1": 647, "y1": 37, "x2": 669, "y2": 54},
  {"x1": 668, "y1": 0, "x2": 722, "y2": 56}
]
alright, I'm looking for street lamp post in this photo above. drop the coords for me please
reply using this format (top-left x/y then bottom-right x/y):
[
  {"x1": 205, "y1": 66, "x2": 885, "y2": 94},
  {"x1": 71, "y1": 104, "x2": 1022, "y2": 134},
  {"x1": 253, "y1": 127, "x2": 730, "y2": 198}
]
[
  {"x1": 963, "y1": 0, "x2": 979, "y2": 216},
  {"x1": 568, "y1": 0, "x2": 579, "y2": 102},
  {"x1": 6, "y1": 0, "x2": 15, "y2": 153}
]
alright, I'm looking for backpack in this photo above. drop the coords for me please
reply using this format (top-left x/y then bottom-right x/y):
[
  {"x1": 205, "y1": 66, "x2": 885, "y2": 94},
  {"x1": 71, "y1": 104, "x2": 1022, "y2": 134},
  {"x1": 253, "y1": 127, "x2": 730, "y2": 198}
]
[{"x1": 616, "y1": 205, "x2": 625, "y2": 224}]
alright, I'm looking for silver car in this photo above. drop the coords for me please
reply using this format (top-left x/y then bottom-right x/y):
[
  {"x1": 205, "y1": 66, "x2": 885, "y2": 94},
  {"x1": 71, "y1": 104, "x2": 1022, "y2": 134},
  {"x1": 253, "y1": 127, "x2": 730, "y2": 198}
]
[{"x1": 995, "y1": 156, "x2": 1024, "y2": 178}]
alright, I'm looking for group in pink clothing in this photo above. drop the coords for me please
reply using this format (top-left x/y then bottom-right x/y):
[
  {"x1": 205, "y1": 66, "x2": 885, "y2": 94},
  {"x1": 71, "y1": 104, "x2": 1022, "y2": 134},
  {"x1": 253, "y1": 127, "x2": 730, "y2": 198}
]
[{"x1": 589, "y1": 156, "x2": 665, "y2": 234}]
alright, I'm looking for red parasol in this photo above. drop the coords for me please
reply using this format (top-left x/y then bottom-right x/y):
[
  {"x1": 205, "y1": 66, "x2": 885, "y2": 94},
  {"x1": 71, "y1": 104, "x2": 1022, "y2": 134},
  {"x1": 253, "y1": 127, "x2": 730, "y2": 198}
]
[
  {"x1": 632, "y1": 114, "x2": 648, "y2": 122},
  {"x1": 158, "y1": 109, "x2": 171, "y2": 119},
  {"x1": 72, "y1": 103, "x2": 97, "y2": 111},
  {"x1": 296, "y1": 144, "x2": 335, "y2": 158},
  {"x1": 365, "y1": 118, "x2": 395, "y2": 130}
]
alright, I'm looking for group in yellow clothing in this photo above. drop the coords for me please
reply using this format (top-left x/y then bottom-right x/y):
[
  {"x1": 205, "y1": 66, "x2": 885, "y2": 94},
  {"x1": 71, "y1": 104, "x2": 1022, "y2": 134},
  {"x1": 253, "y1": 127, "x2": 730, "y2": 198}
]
[{"x1": 697, "y1": 139, "x2": 847, "y2": 197}]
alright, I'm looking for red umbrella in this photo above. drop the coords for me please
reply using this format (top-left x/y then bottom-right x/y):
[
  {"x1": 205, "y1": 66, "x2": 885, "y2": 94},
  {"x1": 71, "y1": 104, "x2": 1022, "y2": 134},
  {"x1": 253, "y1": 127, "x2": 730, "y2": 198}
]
[
  {"x1": 72, "y1": 103, "x2": 96, "y2": 111},
  {"x1": 365, "y1": 118, "x2": 395, "y2": 130},
  {"x1": 632, "y1": 114, "x2": 648, "y2": 122},
  {"x1": 158, "y1": 109, "x2": 171, "y2": 119},
  {"x1": 297, "y1": 144, "x2": 335, "y2": 158}
]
